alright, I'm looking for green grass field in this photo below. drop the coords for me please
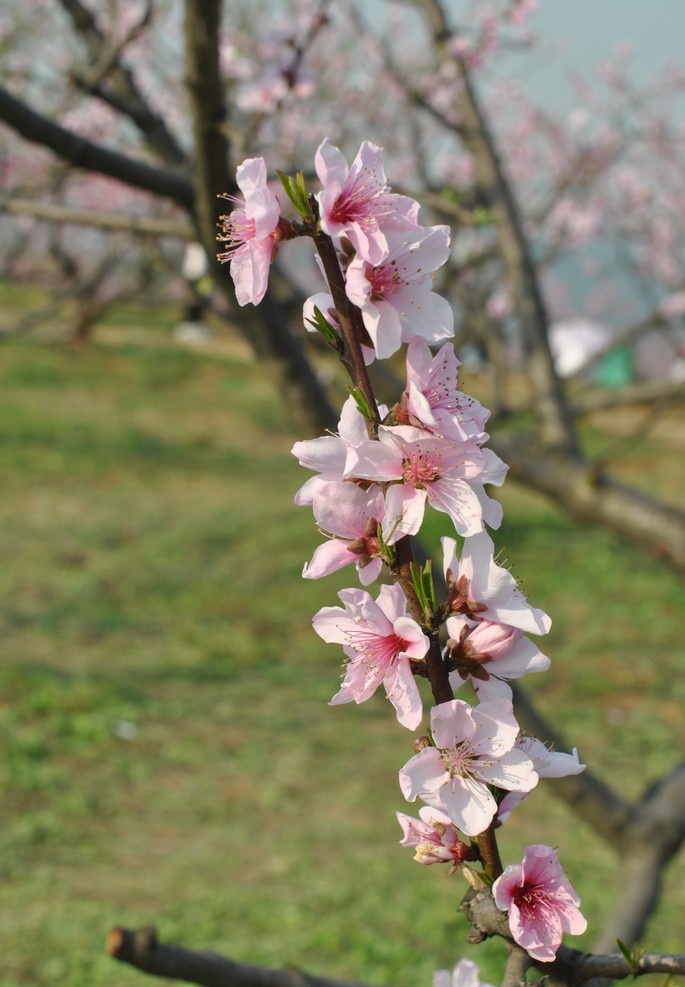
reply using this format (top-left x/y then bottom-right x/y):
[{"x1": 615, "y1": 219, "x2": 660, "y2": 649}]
[{"x1": 1, "y1": 314, "x2": 684, "y2": 987}]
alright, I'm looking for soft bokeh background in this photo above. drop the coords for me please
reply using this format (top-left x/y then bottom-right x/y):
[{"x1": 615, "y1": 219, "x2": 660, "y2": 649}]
[
  {"x1": 2, "y1": 3, "x2": 685, "y2": 986},
  {"x1": 2, "y1": 292, "x2": 684, "y2": 987}
]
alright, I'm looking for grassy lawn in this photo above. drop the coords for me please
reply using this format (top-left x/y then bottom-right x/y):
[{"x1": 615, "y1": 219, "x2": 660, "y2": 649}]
[{"x1": 1, "y1": 321, "x2": 684, "y2": 987}]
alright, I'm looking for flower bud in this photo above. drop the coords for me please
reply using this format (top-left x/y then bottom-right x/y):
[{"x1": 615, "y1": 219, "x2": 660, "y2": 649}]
[{"x1": 413, "y1": 735, "x2": 431, "y2": 754}]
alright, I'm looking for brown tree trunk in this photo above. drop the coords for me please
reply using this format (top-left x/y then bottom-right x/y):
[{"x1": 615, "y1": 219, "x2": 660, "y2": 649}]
[{"x1": 183, "y1": 0, "x2": 336, "y2": 434}]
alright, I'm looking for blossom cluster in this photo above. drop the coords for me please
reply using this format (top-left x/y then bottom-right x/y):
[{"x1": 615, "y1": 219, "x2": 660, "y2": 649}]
[{"x1": 218, "y1": 139, "x2": 587, "y2": 967}]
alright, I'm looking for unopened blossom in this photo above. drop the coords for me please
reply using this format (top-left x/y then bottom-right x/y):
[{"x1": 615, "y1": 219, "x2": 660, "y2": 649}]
[
  {"x1": 397, "y1": 805, "x2": 471, "y2": 870},
  {"x1": 446, "y1": 615, "x2": 550, "y2": 700},
  {"x1": 434, "y1": 958, "x2": 495, "y2": 987},
  {"x1": 344, "y1": 227, "x2": 454, "y2": 359},
  {"x1": 399, "y1": 699, "x2": 538, "y2": 836},
  {"x1": 498, "y1": 739, "x2": 585, "y2": 823},
  {"x1": 312, "y1": 583, "x2": 429, "y2": 729},
  {"x1": 315, "y1": 138, "x2": 419, "y2": 264},
  {"x1": 217, "y1": 157, "x2": 282, "y2": 306},
  {"x1": 346, "y1": 425, "x2": 494, "y2": 544},
  {"x1": 442, "y1": 532, "x2": 551, "y2": 636},
  {"x1": 492, "y1": 844, "x2": 587, "y2": 962},
  {"x1": 302, "y1": 481, "x2": 385, "y2": 585},
  {"x1": 400, "y1": 338, "x2": 491, "y2": 441}
]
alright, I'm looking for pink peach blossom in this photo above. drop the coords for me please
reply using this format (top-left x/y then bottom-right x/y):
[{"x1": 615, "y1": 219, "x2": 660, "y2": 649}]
[
  {"x1": 346, "y1": 425, "x2": 499, "y2": 544},
  {"x1": 497, "y1": 739, "x2": 585, "y2": 823},
  {"x1": 302, "y1": 481, "x2": 385, "y2": 585},
  {"x1": 445, "y1": 615, "x2": 550, "y2": 699},
  {"x1": 442, "y1": 532, "x2": 551, "y2": 635},
  {"x1": 399, "y1": 699, "x2": 538, "y2": 836},
  {"x1": 291, "y1": 395, "x2": 375, "y2": 506},
  {"x1": 344, "y1": 227, "x2": 454, "y2": 359},
  {"x1": 217, "y1": 157, "x2": 282, "y2": 306},
  {"x1": 492, "y1": 845, "x2": 587, "y2": 961},
  {"x1": 397, "y1": 805, "x2": 471, "y2": 870},
  {"x1": 315, "y1": 138, "x2": 419, "y2": 264},
  {"x1": 312, "y1": 583, "x2": 429, "y2": 729},
  {"x1": 401, "y1": 338, "x2": 491, "y2": 440},
  {"x1": 434, "y1": 959, "x2": 495, "y2": 987}
]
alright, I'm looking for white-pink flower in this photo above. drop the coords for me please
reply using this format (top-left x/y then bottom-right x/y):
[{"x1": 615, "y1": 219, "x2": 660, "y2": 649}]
[
  {"x1": 401, "y1": 338, "x2": 491, "y2": 441},
  {"x1": 312, "y1": 583, "x2": 429, "y2": 729},
  {"x1": 497, "y1": 739, "x2": 585, "y2": 823},
  {"x1": 217, "y1": 157, "x2": 282, "y2": 306},
  {"x1": 315, "y1": 138, "x2": 419, "y2": 265},
  {"x1": 291, "y1": 395, "x2": 374, "y2": 506},
  {"x1": 302, "y1": 481, "x2": 385, "y2": 585},
  {"x1": 445, "y1": 615, "x2": 550, "y2": 700},
  {"x1": 434, "y1": 959, "x2": 495, "y2": 987},
  {"x1": 346, "y1": 425, "x2": 494, "y2": 544},
  {"x1": 399, "y1": 699, "x2": 538, "y2": 836},
  {"x1": 516, "y1": 737, "x2": 585, "y2": 779},
  {"x1": 442, "y1": 532, "x2": 551, "y2": 636},
  {"x1": 344, "y1": 227, "x2": 454, "y2": 359},
  {"x1": 492, "y1": 845, "x2": 587, "y2": 962},
  {"x1": 397, "y1": 805, "x2": 471, "y2": 869}
]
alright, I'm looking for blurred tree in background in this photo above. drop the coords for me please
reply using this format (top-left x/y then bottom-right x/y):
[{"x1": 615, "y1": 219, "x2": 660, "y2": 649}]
[
  {"x1": 1, "y1": 3, "x2": 685, "y2": 984},
  {"x1": 2, "y1": 0, "x2": 685, "y2": 564}
]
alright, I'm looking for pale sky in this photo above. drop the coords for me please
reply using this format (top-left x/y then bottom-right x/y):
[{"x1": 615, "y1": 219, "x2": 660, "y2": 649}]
[{"x1": 517, "y1": 1, "x2": 685, "y2": 111}]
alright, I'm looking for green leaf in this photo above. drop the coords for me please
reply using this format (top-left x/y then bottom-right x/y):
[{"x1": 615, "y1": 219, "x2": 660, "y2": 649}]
[
  {"x1": 473, "y1": 206, "x2": 494, "y2": 227},
  {"x1": 276, "y1": 170, "x2": 313, "y2": 219},
  {"x1": 347, "y1": 386, "x2": 376, "y2": 423},
  {"x1": 375, "y1": 522, "x2": 395, "y2": 568},
  {"x1": 409, "y1": 559, "x2": 436, "y2": 621},
  {"x1": 616, "y1": 939, "x2": 645, "y2": 977},
  {"x1": 617, "y1": 940, "x2": 633, "y2": 966},
  {"x1": 442, "y1": 186, "x2": 462, "y2": 206},
  {"x1": 305, "y1": 305, "x2": 340, "y2": 346}
]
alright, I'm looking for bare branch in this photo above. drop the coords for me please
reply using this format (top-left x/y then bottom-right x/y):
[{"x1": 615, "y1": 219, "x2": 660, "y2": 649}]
[
  {"x1": 57, "y1": 0, "x2": 187, "y2": 165},
  {"x1": 0, "y1": 85, "x2": 194, "y2": 209},
  {"x1": 107, "y1": 927, "x2": 375, "y2": 987},
  {"x1": 510, "y1": 683, "x2": 633, "y2": 845},
  {"x1": 492, "y1": 433, "x2": 685, "y2": 574},
  {"x1": 461, "y1": 892, "x2": 685, "y2": 985},
  {"x1": 461, "y1": 890, "x2": 514, "y2": 945},
  {"x1": 106, "y1": 921, "x2": 685, "y2": 987},
  {"x1": 378, "y1": 1, "x2": 578, "y2": 451},
  {"x1": 0, "y1": 195, "x2": 193, "y2": 238},
  {"x1": 571, "y1": 951, "x2": 685, "y2": 982},
  {"x1": 61, "y1": 0, "x2": 153, "y2": 81},
  {"x1": 574, "y1": 379, "x2": 685, "y2": 414},
  {"x1": 593, "y1": 762, "x2": 685, "y2": 951},
  {"x1": 501, "y1": 948, "x2": 530, "y2": 987},
  {"x1": 448, "y1": 75, "x2": 577, "y2": 451}
]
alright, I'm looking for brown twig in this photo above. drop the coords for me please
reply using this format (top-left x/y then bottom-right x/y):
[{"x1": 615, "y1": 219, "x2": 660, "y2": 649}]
[
  {"x1": 107, "y1": 921, "x2": 685, "y2": 987},
  {"x1": 107, "y1": 926, "x2": 373, "y2": 987},
  {"x1": 313, "y1": 230, "x2": 381, "y2": 433},
  {"x1": 476, "y1": 824, "x2": 504, "y2": 881}
]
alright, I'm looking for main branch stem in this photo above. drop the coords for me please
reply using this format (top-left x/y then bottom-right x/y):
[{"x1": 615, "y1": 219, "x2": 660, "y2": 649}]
[{"x1": 313, "y1": 232, "x2": 380, "y2": 434}]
